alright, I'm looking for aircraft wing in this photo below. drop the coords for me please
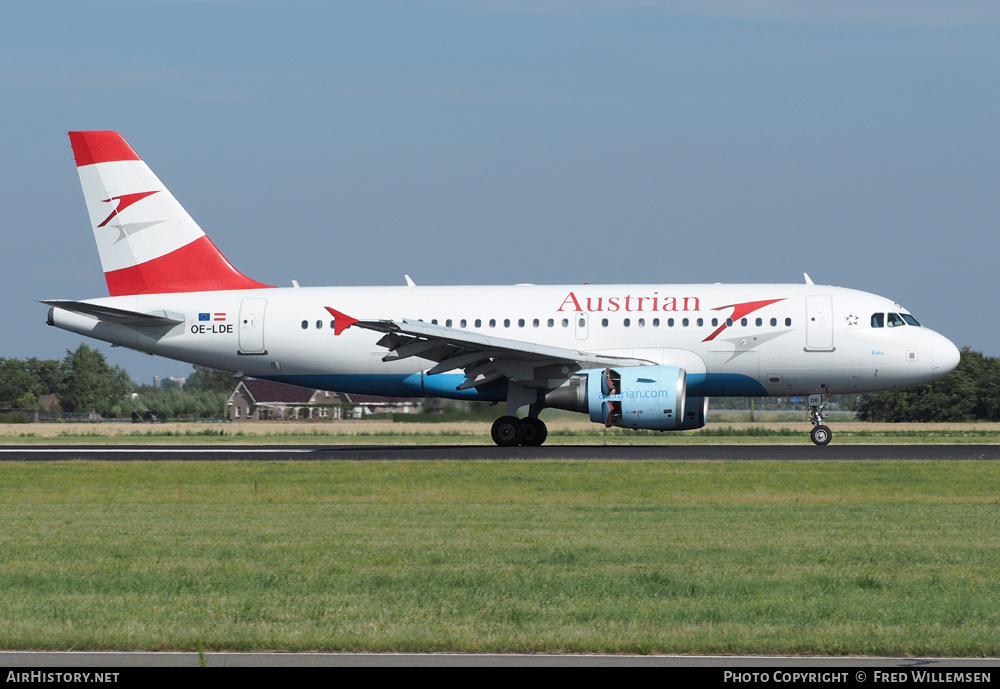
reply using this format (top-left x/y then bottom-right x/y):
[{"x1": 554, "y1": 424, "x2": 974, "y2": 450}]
[
  {"x1": 326, "y1": 307, "x2": 652, "y2": 390},
  {"x1": 41, "y1": 300, "x2": 185, "y2": 328}
]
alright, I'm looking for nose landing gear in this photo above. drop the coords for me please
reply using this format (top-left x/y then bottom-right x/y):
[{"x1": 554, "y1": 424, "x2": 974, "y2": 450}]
[{"x1": 808, "y1": 393, "x2": 832, "y2": 446}]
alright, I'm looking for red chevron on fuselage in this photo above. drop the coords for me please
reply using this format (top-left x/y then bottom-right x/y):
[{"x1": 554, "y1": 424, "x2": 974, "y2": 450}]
[{"x1": 702, "y1": 298, "x2": 786, "y2": 342}]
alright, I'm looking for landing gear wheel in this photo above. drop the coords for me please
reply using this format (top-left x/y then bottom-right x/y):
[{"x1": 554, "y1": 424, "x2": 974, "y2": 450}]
[
  {"x1": 491, "y1": 416, "x2": 524, "y2": 447},
  {"x1": 520, "y1": 418, "x2": 548, "y2": 447},
  {"x1": 810, "y1": 425, "x2": 832, "y2": 446}
]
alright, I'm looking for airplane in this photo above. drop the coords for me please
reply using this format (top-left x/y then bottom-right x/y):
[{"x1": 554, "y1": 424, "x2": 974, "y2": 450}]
[{"x1": 44, "y1": 131, "x2": 961, "y2": 446}]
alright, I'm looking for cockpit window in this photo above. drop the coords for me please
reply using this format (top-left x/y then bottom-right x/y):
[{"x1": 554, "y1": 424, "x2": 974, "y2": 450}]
[
  {"x1": 871, "y1": 313, "x2": 884, "y2": 328},
  {"x1": 887, "y1": 313, "x2": 906, "y2": 328},
  {"x1": 902, "y1": 314, "x2": 921, "y2": 326}
]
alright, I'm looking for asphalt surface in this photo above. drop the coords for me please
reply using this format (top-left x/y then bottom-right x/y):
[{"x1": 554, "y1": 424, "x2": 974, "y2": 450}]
[{"x1": 1, "y1": 444, "x2": 999, "y2": 461}]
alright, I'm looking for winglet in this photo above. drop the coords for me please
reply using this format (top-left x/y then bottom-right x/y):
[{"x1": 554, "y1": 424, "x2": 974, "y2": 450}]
[{"x1": 325, "y1": 307, "x2": 359, "y2": 336}]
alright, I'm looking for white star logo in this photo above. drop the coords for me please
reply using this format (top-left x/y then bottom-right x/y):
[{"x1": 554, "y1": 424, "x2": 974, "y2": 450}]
[{"x1": 845, "y1": 314, "x2": 859, "y2": 326}]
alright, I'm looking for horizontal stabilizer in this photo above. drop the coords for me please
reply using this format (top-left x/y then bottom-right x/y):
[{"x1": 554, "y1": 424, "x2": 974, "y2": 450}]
[{"x1": 42, "y1": 300, "x2": 185, "y2": 328}]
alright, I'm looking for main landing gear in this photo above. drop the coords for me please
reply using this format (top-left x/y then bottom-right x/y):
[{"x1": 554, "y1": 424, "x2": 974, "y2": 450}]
[
  {"x1": 808, "y1": 393, "x2": 832, "y2": 446},
  {"x1": 492, "y1": 383, "x2": 549, "y2": 447},
  {"x1": 490, "y1": 415, "x2": 548, "y2": 447}
]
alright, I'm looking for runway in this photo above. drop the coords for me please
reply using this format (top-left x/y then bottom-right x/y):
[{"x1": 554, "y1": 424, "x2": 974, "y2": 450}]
[{"x1": 1, "y1": 444, "x2": 999, "y2": 461}]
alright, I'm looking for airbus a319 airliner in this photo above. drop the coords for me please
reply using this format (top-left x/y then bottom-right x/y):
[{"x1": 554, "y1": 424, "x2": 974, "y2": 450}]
[{"x1": 44, "y1": 131, "x2": 961, "y2": 445}]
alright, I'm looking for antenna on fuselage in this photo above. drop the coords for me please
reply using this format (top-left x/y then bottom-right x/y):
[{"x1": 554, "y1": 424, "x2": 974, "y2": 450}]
[{"x1": 803, "y1": 273, "x2": 814, "y2": 285}]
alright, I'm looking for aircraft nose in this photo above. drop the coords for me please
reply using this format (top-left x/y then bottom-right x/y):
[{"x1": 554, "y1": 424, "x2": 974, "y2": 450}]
[{"x1": 932, "y1": 335, "x2": 961, "y2": 379}]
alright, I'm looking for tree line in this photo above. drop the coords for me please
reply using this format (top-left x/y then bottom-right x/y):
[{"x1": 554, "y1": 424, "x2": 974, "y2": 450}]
[
  {"x1": 0, "y1": 344, "x2": 993, "y2": 423},
  {"x1": 0, "y1": 345, "x2": 235, "y2": 419}
]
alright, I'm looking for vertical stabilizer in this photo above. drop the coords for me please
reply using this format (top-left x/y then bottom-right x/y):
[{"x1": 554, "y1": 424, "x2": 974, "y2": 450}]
[{"x1": 69, "y1": 131, "x2": 272, "y2": 296}]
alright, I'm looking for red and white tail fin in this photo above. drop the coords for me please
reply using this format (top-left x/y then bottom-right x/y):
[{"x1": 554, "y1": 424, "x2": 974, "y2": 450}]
[{"x1": 69, "y1": 131, "x2": 272, "y2": 296}]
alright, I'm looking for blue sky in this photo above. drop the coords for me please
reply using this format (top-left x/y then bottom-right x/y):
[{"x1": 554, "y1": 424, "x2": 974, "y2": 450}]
[{"x1": 3, "y1": 1, "x2": 999, "y2": 384}]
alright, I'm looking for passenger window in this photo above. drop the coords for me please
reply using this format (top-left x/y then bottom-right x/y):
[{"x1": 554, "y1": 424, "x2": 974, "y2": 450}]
[
  {"x1": 871, "y1": 313, "x2": 884, "y2": 328},
  {"x1": 533, "y1": 319, "x2": 539, "y2": 328},
  {"x1": 652, "y1": 318, "x2": 660, "y2": 327},
  {"x1": 601, "y1": 318, "x2": 609, "y2": 327},
  {"x1": 887, "y1": 313, "x2": 906, "y2": 328},
  {"x1": 316, "y1": 320, "x2": 323, "y2": 329},
  {"x1": 490, "y1": 319, "x2": 496, "y2": 328},
  {"x1": 548, "y1": 319, "x2": 554, "y2": 327},
  {"x1": 638, "y1": 318, "x2": 645, "y2": 327},
  {"x1": 770, "y1": 318, "x2": 777, "y2": 326},
  {"x1": 562, "y1": 319, "x2": 569, "y2": 327},
  {"x1": 301, "y1": 320, "x2": 308, "y2": 330},
  {"x1": 460, "y1": 319, "x2": 467, "y2": 328},
  {"x1": 755, "y1": 318, "x2": 762, "y2": 326},
  {"x1": 475, "y1": 319, "x2": 482, "y2": 328},
  {"x1": 785, "y1": 318, "x2": 792, "y2": 326},
  {"x1": 623, "y1": 318, "x2": 631, "y2": 327}
]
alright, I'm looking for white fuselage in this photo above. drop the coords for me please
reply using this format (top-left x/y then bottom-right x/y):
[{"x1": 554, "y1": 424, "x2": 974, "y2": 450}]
[{"x1": 48, "y1": 282, "x2": 960, "y2": 402}]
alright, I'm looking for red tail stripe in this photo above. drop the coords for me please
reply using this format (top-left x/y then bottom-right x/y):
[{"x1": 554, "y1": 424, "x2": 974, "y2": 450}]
[
  {"x1": 69, "y1": 131, "x2": 142, "y2": 167},
  {"x1": 103, "y1": 236, "x2": 273, "y2": 296}
]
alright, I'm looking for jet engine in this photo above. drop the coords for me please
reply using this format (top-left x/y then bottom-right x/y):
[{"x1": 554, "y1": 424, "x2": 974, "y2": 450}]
[{"x1": 546, "y1": 366, "x2": 706, "y2": 431}]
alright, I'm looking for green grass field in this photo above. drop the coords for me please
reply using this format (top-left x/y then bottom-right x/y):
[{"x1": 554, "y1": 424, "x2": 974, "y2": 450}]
[
  {"x1": 3, "y1": 418, "x2": 1000, "y2": 445},
  {"x1": 1, "y1": 459, "x2": 998, "y2": 655}
]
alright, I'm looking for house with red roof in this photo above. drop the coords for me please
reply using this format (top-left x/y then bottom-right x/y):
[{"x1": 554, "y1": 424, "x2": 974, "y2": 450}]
[{"x1": 226, "y1": 379, "x2": 421, "y2": 421}]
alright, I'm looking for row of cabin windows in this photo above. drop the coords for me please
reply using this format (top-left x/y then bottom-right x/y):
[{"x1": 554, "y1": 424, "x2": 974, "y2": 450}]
[
  {"x1": 430, "y1": 316, "x2": 794, "y2": 329},
  {"x1": 301, "y1": 316, "x2": 794, "y2": 330},
  {"x1": 305, "y1": 320, "x2": 339, "y2": 330}
]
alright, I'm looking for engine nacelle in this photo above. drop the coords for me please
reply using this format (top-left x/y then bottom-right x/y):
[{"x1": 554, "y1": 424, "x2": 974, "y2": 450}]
[
  {"x1": 677, "y1": 396, "x2": 709, "y2": 430},
  {"x1": 583, "y1": 366, "x2": 687, "y2": 431}
]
